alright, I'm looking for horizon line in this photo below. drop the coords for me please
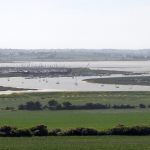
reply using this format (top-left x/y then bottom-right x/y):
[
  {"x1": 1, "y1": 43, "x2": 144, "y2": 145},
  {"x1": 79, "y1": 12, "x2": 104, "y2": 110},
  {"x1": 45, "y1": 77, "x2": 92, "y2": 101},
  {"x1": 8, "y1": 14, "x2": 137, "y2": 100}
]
[{"x1": 0, "y1": 48, "x2": 150, "y2": 50}]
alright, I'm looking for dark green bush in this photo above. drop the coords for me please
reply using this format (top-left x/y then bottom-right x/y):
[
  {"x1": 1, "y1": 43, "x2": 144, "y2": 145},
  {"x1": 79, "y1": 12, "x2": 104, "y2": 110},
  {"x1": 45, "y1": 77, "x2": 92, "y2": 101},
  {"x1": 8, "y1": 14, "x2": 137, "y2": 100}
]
[
  {"x1": 126, "y1": 126, "x2": 150, "y2": 135},
  {"x1": 108, "y1": 126, "x2": 129, "y2": 135},
  {"x1": 18, "y1": 101, "x2": 42, "y2": 110},
  {"x1": 15, "y1": 129, "x2": 33, "y2": 137},
  {"x1": 139, "y1": 104, "x2": 146, "y2": 108},
  {"x1": 49, "y1": 129, "x2": 62, "y2": 136},
  {"x1": 0, "y1": 126, "x2": 17, "y2": 137},
  {"x1": 63, "y1": 128, "x2": 98, "y2": 136},
  {"x1": 0, "y1": 125, "x2": 149, "y2": 137},
  {"x1": 31, "y1": 125, "x2": 48, "y2": 136}
]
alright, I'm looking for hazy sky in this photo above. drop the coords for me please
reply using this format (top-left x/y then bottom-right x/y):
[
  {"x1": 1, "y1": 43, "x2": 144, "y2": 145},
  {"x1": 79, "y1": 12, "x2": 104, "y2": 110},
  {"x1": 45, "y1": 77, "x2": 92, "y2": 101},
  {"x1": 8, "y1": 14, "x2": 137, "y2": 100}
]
[{"x1": 0, "y1": 0, "x2": 150, "y2": 49}]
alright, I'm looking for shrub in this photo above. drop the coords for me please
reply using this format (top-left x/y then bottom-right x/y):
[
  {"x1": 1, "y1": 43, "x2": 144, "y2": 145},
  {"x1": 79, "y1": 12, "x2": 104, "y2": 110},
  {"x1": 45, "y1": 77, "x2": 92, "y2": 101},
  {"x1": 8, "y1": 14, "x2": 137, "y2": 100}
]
[
  {"x1": 49, "y1": 129, "x2": 62, "y2": 136},
  {"x1": 112, "y1": 104, "x2": 135, "y2": 109},
  {"x1": 48, "y1": 100, "x2": 59, "y2": 107},
  {"x1": 5, "y1": 107, "x2": 15, "y2": 110},
  {"x1": 81, "y1": 128, "x2": 98, "y2": 135},
  {"x1": 108, "y1": 125, "x2": 150, "y2": 135},
  {"x1": 48, "y1": 100, "x2": 62, "y2": 110},
  {"x1": 15, "y1": 129, "x2": 33, "y2": 137},
  {"x1": 18, "y1": 101, "x2": 42, "y2": 110},
  {"x1": 62, "y1": 102, "x2": 72, "y2": 108},
  {"x1": 125, "y1": 126, "x2": 150, "y2": 135},
  {"x1": 0, "y1": 125, "x2": 149, "y2": 137},
  {"x1": 139, "y1": 104, "x2": 146, "y2": 108},
  {"x1": 18, "y1": 104, "x2": 25, "y2": 110},
  {"x1": 63, "y1": 128, "x2": 98, "y2": 136},
  {"x1": 98, "y1": 130, "x2": 108, "y2": 135},
  {"x1": 108, "y1": 125, "x2": 129, "y2": 135},
  {"x1": 31, "y1": 125, "x2": 48, "y2": 136},
  {"x1": 0, "y1": 126, "x2": 17, "y2": 137}
]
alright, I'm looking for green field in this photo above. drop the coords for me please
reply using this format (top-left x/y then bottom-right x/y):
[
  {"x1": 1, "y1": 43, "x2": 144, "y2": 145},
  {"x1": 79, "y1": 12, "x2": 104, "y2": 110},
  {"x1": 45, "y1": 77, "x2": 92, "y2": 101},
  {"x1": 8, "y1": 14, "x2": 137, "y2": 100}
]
[
  {"x1": 0, "y1": 136, "x2": 149, "y2": 150},
  {"x1": 0, "y1": 92, "x2": 149, "y2": 129},
  {"x1": 1, "y1": 91, "x2": 150, "y2": 109},
  {"x1": 0, "y1": 91, "x2": 150, "y2": 149},
  {"x1": 0, "y1": 110, "x2": 149, "y2": 129}
]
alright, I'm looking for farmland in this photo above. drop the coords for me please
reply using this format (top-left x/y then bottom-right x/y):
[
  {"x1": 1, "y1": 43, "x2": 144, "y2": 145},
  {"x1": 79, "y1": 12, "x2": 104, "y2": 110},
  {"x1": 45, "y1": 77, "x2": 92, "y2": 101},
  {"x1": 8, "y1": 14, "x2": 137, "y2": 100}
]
[
  {"x1": 0, "y1": 92, "x2": 149, "y2": 129},
  {"x1": 0, "y1": 110, "x2": 150, "y2": 129},
  {"x1": 1, "y1": 91, "x2": 150, "y2": 108},
  {"x1": 0, "y1": 136, "x2": 150, "y2": 150},
  {"x1": 0, "y1": 91, "x2": 150, "y2": 149}
]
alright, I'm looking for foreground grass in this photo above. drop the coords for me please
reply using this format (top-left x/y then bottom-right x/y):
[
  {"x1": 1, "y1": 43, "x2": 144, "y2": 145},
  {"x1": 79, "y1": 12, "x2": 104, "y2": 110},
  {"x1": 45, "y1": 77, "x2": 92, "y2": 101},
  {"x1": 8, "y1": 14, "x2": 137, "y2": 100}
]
[
  {"x1": 0, "y1": 110, "x2": 150, "y2": 129},
  {"x1": 0, "y1": 136, "x2": 149, "y2": 150},
  {"x1": 1, "y1": 91, "x2": 150, "y2": 108}
]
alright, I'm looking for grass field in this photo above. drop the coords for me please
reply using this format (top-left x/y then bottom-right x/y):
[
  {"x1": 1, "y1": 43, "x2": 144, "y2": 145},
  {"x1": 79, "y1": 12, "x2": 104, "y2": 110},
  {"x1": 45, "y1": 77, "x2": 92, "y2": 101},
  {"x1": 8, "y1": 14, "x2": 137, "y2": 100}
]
[
  {"x1": 0, "y1": 110, "x2": 150, "y2": 129},
  {"x1": 0, "y1": 91, "x2": 150, "y2": 108},
  {"x1": 0, "y1": 92, "x2": 149, "y2": 129},
  {"x1": 0, "y1": 136, "x2": 149, "y2": 150},
  {"x1": 0, "y1": 91, "x2": 150, "y2": 149}
]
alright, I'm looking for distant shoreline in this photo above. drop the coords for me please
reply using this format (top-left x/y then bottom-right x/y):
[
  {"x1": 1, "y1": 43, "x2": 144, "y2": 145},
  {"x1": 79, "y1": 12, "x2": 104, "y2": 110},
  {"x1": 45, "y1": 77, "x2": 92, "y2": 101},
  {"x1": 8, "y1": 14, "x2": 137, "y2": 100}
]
[
  {"x1": 84, "y1": 76, "x2": 150, "y2": 86},
  {"x1": 1, "y1": 49, "x2": 150, "y2": 61},
  {"x1": 0, "y1": 86, "x2": 36, "y2": 91}
]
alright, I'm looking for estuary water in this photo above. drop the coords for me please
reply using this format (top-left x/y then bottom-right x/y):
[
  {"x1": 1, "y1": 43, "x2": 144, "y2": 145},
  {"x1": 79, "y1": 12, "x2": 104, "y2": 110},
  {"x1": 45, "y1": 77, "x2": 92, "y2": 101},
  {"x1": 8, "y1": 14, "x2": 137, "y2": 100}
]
[
  {"x1": 0, "y1": 61, "x2": 150, "y2": 94},
  {"x1": 0, "y1": 75, "x2": 150, "y2": 95}
]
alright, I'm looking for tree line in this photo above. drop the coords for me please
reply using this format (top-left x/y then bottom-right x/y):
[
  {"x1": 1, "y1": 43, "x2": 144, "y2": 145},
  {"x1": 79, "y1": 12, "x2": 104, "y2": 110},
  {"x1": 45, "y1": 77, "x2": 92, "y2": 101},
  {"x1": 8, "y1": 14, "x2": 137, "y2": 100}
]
[
  {"x1": 17, "y1": 100, "x2": 150, "y2": 110},
  {"x1": 0, "y1": 124, "x2": 150, "y2": 137}
]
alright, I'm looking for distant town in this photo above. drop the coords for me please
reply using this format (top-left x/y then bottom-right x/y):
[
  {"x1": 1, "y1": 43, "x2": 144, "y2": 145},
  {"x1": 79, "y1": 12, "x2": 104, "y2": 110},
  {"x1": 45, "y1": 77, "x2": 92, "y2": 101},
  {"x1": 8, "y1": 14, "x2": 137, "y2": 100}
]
[{"x1": 0, "y1": 49, "x2": 150, "y2": 61}]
